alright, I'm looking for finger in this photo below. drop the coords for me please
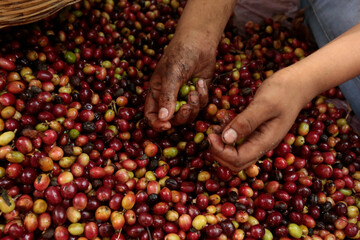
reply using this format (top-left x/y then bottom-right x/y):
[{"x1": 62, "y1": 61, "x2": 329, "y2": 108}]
[
  {"x1": 144, "y1": 91, "x2": 171, "y2": 131},
  {"x1": 219, "y1": 111, "x2": 234, "y2": 130},
  {"x1": 187, "y1": 91, "x2": 200, "y2": 123},
  {"x1": 221, "y1": 101, "x2": 274, "y2": 145},
  {"x1": 170, "y1": 104, "x2": 192, "y2": 126},
  {"x1": 236, "y1": 117, "x2": 291, "y2": 164},
  {"x1": 145, "y1": 73, "x2": 172, "y2": 131},
  {"x1": 208, "y1": 125, "x2": 222, "y2": 135},
  {"x1": 208, "y1": 131, "x2": 263, "y2": 172},
  {"x1": 157, "y1": 68, "x2": 189, "y2": 121},
  {"x1": 196, "y1": 78, "x2": 209, "y2": 108},
  {"x1": 208, "y1": 133, "x2": 225, "y2": 152},
  {"x1": 208, "y1": 133, "x2": 243, "y2": 170},
  {"x1": 148, "y1": 72, "x2": 162, "y2": 98},
  {"x1": 157, "y1": 90, "x2": 178, "y2": 122}
]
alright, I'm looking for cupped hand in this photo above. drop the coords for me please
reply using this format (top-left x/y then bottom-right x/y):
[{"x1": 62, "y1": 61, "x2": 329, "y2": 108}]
[
  {"x1": 144, "y1": 30, "x2": 217, "y2": 131},
  {"x1": 208, "y1": 68, "x2": 313, "y2": 172}
]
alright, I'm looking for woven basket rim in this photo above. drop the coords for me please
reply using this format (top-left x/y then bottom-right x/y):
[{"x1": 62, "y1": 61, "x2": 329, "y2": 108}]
[{"x1": 0, "y1": 0, "x2": 81, "y2": 29}]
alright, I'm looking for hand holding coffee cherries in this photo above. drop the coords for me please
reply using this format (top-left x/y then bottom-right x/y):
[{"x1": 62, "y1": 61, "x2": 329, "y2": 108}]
[
  {"x1": 207, "y1": 23, "x2": 360, "y2": 171},
  {"x1": 145, "y1": 0, "x2": 360, "y2": 172},
  {"x1": 146, "y1": 23, "x2": 360, "y2": 172},
  {"x1": 207, "y1": 69, "x2": 312, "y2": 172},
  {"x1": 144, "y1": 30, "x2": 216, "y2": 132},
  {"x1": 144, "y1": 0, "x2": 236, "y2": 131}
]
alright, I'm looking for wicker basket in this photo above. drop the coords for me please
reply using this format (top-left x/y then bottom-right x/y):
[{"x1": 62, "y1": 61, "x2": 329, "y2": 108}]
[{"x1": 0, "y1": 0, "x2": 81, "y2": 29}]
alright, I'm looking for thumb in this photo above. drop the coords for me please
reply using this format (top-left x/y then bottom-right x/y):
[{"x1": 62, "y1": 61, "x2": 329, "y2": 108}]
[
  {"x1": 157, "y1": 73, "x2": 190, "y2": 121},
  {"x1": 221, "y1": 101, "x2": 274, "y2": 144},
  {"x1": 154, "y1": 43, "x2": 198, "y2": 121},
  {"x1": 157, "y1": 90, "x2": 178, "y2": 121}
]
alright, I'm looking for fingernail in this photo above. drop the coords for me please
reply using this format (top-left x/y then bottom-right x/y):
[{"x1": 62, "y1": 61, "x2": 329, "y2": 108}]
[
  {"x1": 198, "y1": 79, "x2": 204, "y2": 88},
  {"x1": 223, "y1": 128, "x2": 237, "y2": 144},
  {"x1": 189, "y1": 92, "x2": 199, "y2": 105},
  {"x1": 159, "y1": 108, "x2": 168, "y2": 119}
]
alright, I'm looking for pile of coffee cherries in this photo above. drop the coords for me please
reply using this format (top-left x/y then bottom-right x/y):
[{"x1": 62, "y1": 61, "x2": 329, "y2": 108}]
[{"x1": 0, "y1": 0, "x2": 359, "y2": 240}]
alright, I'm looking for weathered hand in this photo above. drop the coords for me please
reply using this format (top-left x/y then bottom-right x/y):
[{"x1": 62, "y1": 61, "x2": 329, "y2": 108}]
[{"x1": 145, "y1": 31, "x2": 216, "y2": 131}]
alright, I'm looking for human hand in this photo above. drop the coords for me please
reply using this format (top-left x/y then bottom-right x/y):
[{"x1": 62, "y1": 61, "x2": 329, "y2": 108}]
[
  {"x1": 208, "y1": 68, "x2": 313, "y2": 172},
  {"x1": 144, "y1": 30, "x2": 217, "y2": 131}
]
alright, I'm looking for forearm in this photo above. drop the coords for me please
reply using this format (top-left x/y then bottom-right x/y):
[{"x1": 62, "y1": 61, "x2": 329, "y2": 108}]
[
  {"x1": 175, "y1": 0, "x2": 236, "y2": 47},
  {"x1": 289, "y1": 23, "x2": 360, "y2": 98}
]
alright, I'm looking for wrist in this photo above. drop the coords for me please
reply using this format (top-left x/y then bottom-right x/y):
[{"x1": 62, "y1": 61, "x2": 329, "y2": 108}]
[
  {"x1": 174, "y1": 27, "x2": 219, "y2": 51},
  {"x1": 270, "y1": 67, "x2": 317, "y2": 107},
  {"x1": 286, "y1": 64, "x2": 324, "y2": 102},
  {"x1": 175, "y1": 0, "x2": 236, "y2": 47}
]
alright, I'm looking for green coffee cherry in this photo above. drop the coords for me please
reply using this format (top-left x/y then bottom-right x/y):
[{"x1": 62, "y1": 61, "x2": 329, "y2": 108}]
[
  {"x1": 194, "y1": 132, "x2": 205, "y2": 144},
  {"x1": 179, "y1": 84, "x2": 190, "y2": 98},
  {"x1": 288, "y1": 223, "x2": 302, "y2": 239},
  {"x1": 6, "y1": 151, "x2": 24, "y2": 163},
  {"x1": 35, "y1": 123, "x2": 49, "y2": 132},
  {"x1": 101, "y1": 60, "x2": 112, "y2": 69},
  {"x1": 192, "y1": 77, "x2": 199, "y2": 85},
  {"x1": 262, "y1": 229, "x2": 273, "y2": 240},
  {"x1": 64, "y1": 51, "x2": 77, "y2": 64},
  {"x1": 175, "y1": 100, "x2": 187, "y2": 112},
  {"x1": 163, "y1": 147, "x2": 178, "y2": 159},
  {"x1": 0, "y1": 131, "x2": 15, "y2": 146},
  {"x1": 176, "y1": 78, "x2": 198, "y2": 113},
  {"x1": 69, "y1": 129, "x2": 80, "y2": 139}
]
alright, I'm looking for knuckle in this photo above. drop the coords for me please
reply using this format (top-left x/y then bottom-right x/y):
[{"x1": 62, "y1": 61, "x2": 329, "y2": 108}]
[
  {"x1": 162, "y1": 46, "x2": 197, "y2": 83},
  {"x1": 150, "y1": 80, "x2": 161, "y2": 91},
  {"x1": 259, "y1": 97, "x2": 280, "y2": 116},
  {"x1": 179, "y1": 109, "x2": 191, "y2": 119},
  {"x1": 189, "y1": 94, "x2": 199, "y2": 106},
  {"x1": 159, "y1": 93, "x2": 175, "y2": 103},
  {"x1": 236, "y1": 117, "x2": 253, "y2": 134}
]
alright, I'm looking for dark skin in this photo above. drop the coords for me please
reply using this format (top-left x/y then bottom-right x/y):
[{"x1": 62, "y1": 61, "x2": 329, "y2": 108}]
[
  {"x1": 145, "y1": 0, "x2": 236, "y2": 131},
  {"x1": 145, "y1": 0, "x2": 360, "y2": 172},
  {"x1": 207, "y1": 69, "x2": 309, "y2": 172},
  {"x1": 144, "y1": 30, "x2": 216, "y2": 131}
]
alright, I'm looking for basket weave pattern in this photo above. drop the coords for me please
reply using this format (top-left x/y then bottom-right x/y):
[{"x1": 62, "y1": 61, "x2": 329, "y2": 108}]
[{"x1": 0, "y1": 0, "x2": 81, "y2": 29}]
